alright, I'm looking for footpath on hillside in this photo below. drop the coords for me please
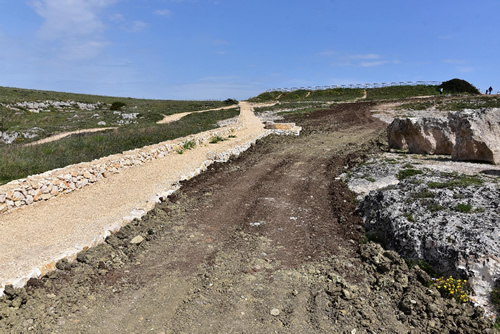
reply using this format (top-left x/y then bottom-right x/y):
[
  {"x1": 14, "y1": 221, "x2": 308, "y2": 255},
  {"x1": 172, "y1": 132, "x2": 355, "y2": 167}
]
[{"x1": 0, "y1": 102, "x2": 265, "y2": 292}]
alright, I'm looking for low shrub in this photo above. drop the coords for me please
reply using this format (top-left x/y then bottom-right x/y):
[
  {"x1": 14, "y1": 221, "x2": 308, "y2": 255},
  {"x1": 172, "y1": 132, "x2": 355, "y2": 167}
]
[
  {"x1": 433, "y1": 276, "x2": 471, "y2": 303},
  {"x1": 438, "y1": 78, "x2": 480, "y2": 95},
  {"x1": 110, "y1": 102, "x2": 126, "y2": 111}
]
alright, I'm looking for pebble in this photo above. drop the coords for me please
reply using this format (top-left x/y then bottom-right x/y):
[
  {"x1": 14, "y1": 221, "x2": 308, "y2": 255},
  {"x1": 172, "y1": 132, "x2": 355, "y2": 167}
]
[
  {"x1": 130, "y1": 235, "x2": 144, "y2": 244},
  {"x1": 270, "y1": 308, "x2": 280, "y2": 316}
]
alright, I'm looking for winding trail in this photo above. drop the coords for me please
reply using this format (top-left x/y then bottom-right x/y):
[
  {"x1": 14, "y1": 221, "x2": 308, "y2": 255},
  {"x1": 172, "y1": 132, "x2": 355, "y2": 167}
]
[
  {"x1": 25, "y1": 127, "x2": 117, "y2": 146},
  {"x1": 0, "y1": 102, "x2": 265, "y2": 292},
  {"x1": 156, "y1": 105, "x2": 237, "y2": 124}
]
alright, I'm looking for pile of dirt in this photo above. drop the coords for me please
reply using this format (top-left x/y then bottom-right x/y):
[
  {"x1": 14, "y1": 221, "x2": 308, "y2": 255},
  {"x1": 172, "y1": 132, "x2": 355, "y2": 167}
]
[{"x1": 0, "y1": 102, "x2": 496, "y2": 333}]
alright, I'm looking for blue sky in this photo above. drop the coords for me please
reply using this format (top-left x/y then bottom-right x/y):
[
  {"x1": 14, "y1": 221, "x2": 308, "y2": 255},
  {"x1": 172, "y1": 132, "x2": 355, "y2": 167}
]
[{"x1": 0, "y1": 0, "x2": 499, "y2": 100}]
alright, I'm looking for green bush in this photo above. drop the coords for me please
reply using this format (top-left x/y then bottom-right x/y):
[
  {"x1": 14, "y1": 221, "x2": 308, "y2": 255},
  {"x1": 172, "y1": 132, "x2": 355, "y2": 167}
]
[
  {"x1": 397, "y1": 168, "x2": 423, "y2": 180},
  {"x1": 110, "y1": 102, "x2": 126, "y2": 111},
  {"x1": 439, "y1": 79, "x2": 480, "y2": 95},
  {"x1": 224, "y1": 98, "x2": 238, "y2": 105}
]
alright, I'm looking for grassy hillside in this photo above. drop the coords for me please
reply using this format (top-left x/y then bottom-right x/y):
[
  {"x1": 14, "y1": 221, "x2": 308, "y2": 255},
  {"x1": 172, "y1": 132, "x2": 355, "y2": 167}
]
[
  {"x1": 249, "y1": 84, "x2": 445, "y2": 103},
  {"x1": 0, "y1": 86, "x2": 239, "y2": 185},
  {"x1": 0, "y1": 86, "x2": 236, "y2": 143}
]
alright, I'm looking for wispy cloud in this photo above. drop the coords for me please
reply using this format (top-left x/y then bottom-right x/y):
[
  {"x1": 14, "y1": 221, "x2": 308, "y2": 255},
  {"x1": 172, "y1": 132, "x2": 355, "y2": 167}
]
[
  {"x1": 328, "y1": 52, "x2": 394, "y2": 68},
  {"x1": 443, "y1": 59, "x2": 466, "y2": 65},
  {"x1": 212, "y1": 39, "x2": 229, "y2": 46},
  {"x1": 127, "y1": 20, "x2": 147, "y2": 32},
  {"x1": 29, "y1": 0, "x2": 117, "y2": 61},
  {"x1": 318, "y1": 50, "x2": 337, "y2": 57},
  {"x1": 154, "y1": 9, "x2": 172, "y2": 17},
  {"x1": 30, "y1": 0, "x2": 116, "y2": 40},
  {"x1": 457, "y1": 66, "x2": 475, "y2": 73},
  {"x1": 360, "y1": 61, "x2": 387, "y2": 67},
  {"x1": 348, "y1": 53, "x2": 382, "y2": 60}
]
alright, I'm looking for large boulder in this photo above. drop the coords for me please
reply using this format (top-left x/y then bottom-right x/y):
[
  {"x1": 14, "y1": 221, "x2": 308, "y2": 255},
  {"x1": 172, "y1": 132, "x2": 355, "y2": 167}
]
[
  {"x1": 387, "y1": 117, "x2": 455, "y2": 154},
  {"x1": 449, "y1": 108, "x2": 500, "y2": 164}
]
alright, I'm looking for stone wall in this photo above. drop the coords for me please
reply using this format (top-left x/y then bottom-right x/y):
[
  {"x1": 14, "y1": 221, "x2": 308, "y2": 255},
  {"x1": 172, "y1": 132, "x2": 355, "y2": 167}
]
[
  {"x1": 0, "y1": 125, "x2": 238, "y2": 214},
  {"x1": 0, "y1": 123, "x2": 301, "y2": 215}
]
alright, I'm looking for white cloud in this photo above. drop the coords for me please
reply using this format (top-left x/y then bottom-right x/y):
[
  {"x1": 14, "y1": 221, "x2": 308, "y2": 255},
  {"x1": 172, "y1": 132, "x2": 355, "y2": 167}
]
[
  {"x1": 154, "y1": 9, "x2": 172, "y2": 17},
  {"x1": 212, "y1": 39, "x2": 229, "y2": 46},
  {"x1": 360, "y1": 61, "x2": 387, "y2": 67},
  {"x1": 60, "y1": 38, "x2": 109, "y2": 60},
  {"x1": 346, "y1": 53, "x2": 382, "y2": 60},
  {"x1": 30, "y1": 0, "x2": 116, "y2": 40},
  {"x1": 443, "y1": 59, "x2": 466, "y2": 65},
  {"x1": 29, "y1": 0, "x2": 117, "y2": 61},
  {"x1": 318, "y1": 50, "x2": 337, "y2": 57},
  {"x1": 128, "y1": 20, "x2": 147, "y2": 32},
  {"x1": 110, "y1": 13, "x2": 125, "y2": 22},
  {"x1": 457, "y1": 66, "x2": 475, "y2": 73}
]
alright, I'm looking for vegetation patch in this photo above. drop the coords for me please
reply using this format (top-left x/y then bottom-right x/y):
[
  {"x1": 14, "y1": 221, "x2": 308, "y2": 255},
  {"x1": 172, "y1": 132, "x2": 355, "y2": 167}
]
[
  {"x1": 438, "y1": 78, "x2": 480, "y2": 95},
  {"x1": 397, "y1": 168, "x2": 423, "y2": 180},
  {"x1": 433, "y1": 276, "x2": 471, "y2": 303},
  {"x1": 454, "y1": 203, "x2": 473, "y2": 213},
  {"x1": 412, "y1": 189, "x2": 434, "y2": 198},
  {"x1": 0, "y1": 108, "x2": 239, "y2": 185},
  {"x1": 428, "y1": 175, "x2": 483, "y2": 189},
  {"x1": 209, "y1": 135, "x2": 226, "y2": 144},
  {"x1": 110, "y1": 102, "x2": 126, "y2": 111}
]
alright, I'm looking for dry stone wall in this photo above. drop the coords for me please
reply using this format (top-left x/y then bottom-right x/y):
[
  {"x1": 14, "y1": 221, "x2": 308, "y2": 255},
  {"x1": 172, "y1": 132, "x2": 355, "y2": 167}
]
[
  {"x1": 0, "y1": 123, "x2": 301, "y2": 215},
  {"x1": 0, "y1": 126, "x2": 237, "y2": 214}
]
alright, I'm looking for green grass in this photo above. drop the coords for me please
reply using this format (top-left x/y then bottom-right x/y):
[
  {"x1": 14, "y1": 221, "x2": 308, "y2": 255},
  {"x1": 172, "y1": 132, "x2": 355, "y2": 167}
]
[
  {"x1": 455, "y1": 203, "x2": 473, "y2": 213},
  {"x1": 0, "y1": 86, "x2": 237, "y2": 144},
  {"x1": 209, "y1": 135, "x2": 226, "y2": 144},
  {"x1": 397, "y1": 168, "x2": 423, "y2": 180},
  {"x1": 412, "y1": 189, "x2": 435, "y2": 198},
  {"x1": 427, "y1": 175, "x2": 483, "y2": 189},
  {"x1": 365, "y1": 85, "x2": 440, "y2": 100},
  {"x1": 0, "y1": 107, "x2": 239, "y2": 185},
  {"x1": 396, "y1": 96, "x2": 500, "y2": 113},
  {"x1": 403, "y1": 213, "x2": 416, "y2": 222}
]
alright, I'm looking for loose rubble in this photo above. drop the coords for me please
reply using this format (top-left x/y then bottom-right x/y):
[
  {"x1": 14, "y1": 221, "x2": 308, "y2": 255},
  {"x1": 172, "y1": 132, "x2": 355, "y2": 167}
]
[{"x1": 345, "y1": 154, "x2": 500, "y2": 319}]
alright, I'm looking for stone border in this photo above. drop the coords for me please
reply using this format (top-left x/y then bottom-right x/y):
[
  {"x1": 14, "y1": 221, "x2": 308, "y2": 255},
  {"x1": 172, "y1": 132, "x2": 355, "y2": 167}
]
[
  {"x1": 0, "y1": 125, "x2": 242, "y2": 215},
  {"x1": 0, "y1": 117, "x2": 300, "y2": 294}
]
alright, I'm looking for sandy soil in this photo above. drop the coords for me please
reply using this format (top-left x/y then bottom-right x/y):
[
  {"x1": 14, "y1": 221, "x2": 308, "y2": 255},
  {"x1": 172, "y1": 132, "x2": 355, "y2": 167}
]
[
  {"x1": 0, "y1": 102, "x2": 264, "y2": 291},
  {"x1": 25, "y1": 127, "x2": 117, "y2": 146}
]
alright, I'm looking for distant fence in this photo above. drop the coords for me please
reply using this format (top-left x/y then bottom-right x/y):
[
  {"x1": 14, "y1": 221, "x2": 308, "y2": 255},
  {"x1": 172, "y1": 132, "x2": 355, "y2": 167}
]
[{"x1": 266, "y1": 81, "x2": 442, "y2": 93}]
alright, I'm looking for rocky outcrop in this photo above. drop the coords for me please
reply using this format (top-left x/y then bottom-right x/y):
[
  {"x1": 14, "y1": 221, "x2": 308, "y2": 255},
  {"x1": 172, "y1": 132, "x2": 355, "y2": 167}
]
[
  {"x1": 449, "y1": 108, "x2": 500, "y2": 164},
  {"x1": 387, "y1": 108, "x2": 500, "y2": 164},
  {"x1": 387, "y1": 117, "x2": 454, "y2": 154},
  {"x1": 355, "y1": 167, "x2": 500, "y2": 315}
]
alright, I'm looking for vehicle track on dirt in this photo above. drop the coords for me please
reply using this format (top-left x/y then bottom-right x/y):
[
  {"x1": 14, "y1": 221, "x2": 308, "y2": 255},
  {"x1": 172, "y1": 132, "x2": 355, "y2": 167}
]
[{"x1": 0, "y1": 102, "x2": 495, "y2": 333}]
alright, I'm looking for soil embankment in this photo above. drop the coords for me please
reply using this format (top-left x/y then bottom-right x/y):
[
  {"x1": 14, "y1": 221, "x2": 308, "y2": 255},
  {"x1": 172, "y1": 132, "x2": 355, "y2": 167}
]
[{"x1": 0, "y1": 102, "x2": 496, "y2": 333}]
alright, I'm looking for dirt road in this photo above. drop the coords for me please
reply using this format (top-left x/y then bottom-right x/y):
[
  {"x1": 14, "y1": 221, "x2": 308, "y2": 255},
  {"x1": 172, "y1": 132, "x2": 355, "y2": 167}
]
[
  {"x1": 0, "y1": 102, "x2": 494, "y2": 333},
  {"x1": 0, "y1": 102, "x2": 264, "y2": 292}
]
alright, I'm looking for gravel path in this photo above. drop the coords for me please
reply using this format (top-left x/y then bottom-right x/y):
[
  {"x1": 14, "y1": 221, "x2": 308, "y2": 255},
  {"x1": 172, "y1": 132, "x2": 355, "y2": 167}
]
[
  {"x1": 0, "y1": 102, "x2": 265, "y2": 293},
  {"x1": 156, "y1": 105, "x2": 237, "y2": 124}
]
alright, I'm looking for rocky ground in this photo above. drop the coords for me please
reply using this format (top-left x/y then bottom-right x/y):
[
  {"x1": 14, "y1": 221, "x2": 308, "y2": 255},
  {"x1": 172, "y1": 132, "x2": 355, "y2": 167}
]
[{"x1": 0, "y1": 102, "x2": 498, "y2": 333}]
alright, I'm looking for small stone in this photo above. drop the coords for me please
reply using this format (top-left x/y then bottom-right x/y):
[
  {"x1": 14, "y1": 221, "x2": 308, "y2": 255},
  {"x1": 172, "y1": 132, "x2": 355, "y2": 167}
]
[
  {"x1": 270, "y1": 308, "x2": 280, "y2": 316},
  {"x1": 130, "y1": 235, "x2": 144, "y2": 244},
  {"x1": 342, "y1": 289, "x2": 352, "y2": 300},
  {"x1": 12, "y1": 191, "x2": 25, "y2": 201}
]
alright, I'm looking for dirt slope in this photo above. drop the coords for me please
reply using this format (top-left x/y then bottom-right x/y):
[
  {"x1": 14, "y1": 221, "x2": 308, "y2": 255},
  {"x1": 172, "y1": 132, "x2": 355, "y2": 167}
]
[{"x1": 0, "y1": 102, "x2": 495, "y2": 333}]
